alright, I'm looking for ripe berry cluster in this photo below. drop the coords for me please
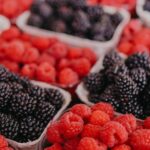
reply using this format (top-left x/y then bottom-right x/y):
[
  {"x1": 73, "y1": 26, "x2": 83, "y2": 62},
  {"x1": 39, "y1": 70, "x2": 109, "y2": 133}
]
[
  {"x1": 0, "y1": 0, "x2": 33, "y2": 18},
  {"x1": 84, "y1": 50, "x2": 150, "y2": 119},
  {"x1": 0, "y1": 135, "x2": 14, "y2": 150},
  {"x1": 0, "y1": 26, "x2": 96, "y2": 87},
  {"x1": 45, "y1": 102, "x2": 150, "y2": 150},
  {"x1": 144, "y1": 0, "x2": 150, "y2": 12},
  {"x1": 0, "y1": 65, "x2": 64, "y2": 142},
  {"x1": 28, "y1": 0, "x2": 122, "y2": 41},
  {"x1": 118, "y1": 19, "x2": 150, "y2": 55}
]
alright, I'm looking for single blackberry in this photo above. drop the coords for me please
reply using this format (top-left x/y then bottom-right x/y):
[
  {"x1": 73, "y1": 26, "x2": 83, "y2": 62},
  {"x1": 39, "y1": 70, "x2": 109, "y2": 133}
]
[
  {"x1": 88, "y1": 94, "x2": 101, "y2": 103},
  {"x1": 115, "y1": 74, "x2": 139, "y2": 102},
  {"x1": 0, "y1": 113, "x2": 19, "y2": 140},
  {"x1": 35, "y1": 101, "x2": 56, "y2": 126},
  {"x1": 72, "y1": 10, "x2": 91, "y2": 33},
  {"x1": 0, "y1": 82, "x2": 12, "y2": 110},
  {"x1": 9, "y1": 82, "x2": 24, "y2": 94},
  {"x1": 18, "y1": 77, "x2": 32, "y2": 89},
  {"x1": 125, "y1": 52, "x2": 150, "y2": 70},
  {"x1": 144, "y1": 1, "x2": 150, "y2": 11},
  {"x1": 69, "y1": 0, "x2": 86, "y2": 9},
  {"x1": 19, "y1": 116, "x2": 44, "y2": 141},
  {"x1": 30, "y1": 0, "x2": 42, "y2": 13},
  {"x1": 103, "y1": 23, "x2": 115, "y2": 40},
  {"x1": 83, "y1": 72, "x2": 106, "y2": 93},
  {"x1": 103, "y1": 51, "x2": 123, "y2": 69},
  {"x1": 10, "y1": 93, "x2": 37, "y2": 117},
  {"x1": 130, "y1": 68, "x2": 147, "y2": 92},
  {"x1": 141, "y1": 83, "x2": 150, "y2": 105},
  {"x1": 111, "y1": 13, "x2": 122, "y2": 27},
  {"x1": 45, "y1": 88, "x2": 64, "y2": 109},
  {"x1": 0, "y1": 65, "x2": 11, "y2": 82},
  {"x1": 46, "y1": 0, "x2": 67, "y2": 7}
]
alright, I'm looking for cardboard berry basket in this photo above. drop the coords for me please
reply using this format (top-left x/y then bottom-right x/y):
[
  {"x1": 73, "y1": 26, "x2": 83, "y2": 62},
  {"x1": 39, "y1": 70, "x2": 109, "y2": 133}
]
[
  {"x1": 0, "y1": 15, "x2": 10, "y2": 33},
  {"x1": 7, "y1": 80, "x2": 71, "y2": 150},
  {"x1": 16, "y1": 6, "x2": 130, "y2": 51},
  {"x1": 136, "y1": 0, "x2": 150, "y2": 27}
]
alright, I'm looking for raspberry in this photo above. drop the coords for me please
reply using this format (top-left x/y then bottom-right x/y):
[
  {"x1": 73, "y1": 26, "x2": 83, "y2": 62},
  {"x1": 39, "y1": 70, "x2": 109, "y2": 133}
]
[
  {"x1": 58, "y1": 68, "x2": 79, "y2": 86},
  {"x1": 47, "y1": 122, "x2": 63, "y2": 143},
  {"x1": 77, "y1": 137, "x2": 107, "y2": 150},
  {"x1": 112, "y1": 144, "x2": 131, "y2": 150},
  {"x1": 0, "y1": 135, "x2": 8, "y2": 148},
  {"x1": 67, "y1": 48, "x2": 83, "y2": 59},
  {"x1": 36, "y1": 62, "x2": 56, "y2": 83},
  {"x1": 64, "y1": 137, "x2": 80, "y2": 150},
  {"x1": 59, "y1": 112, "x2": 84, "y2": 138},
  {"x1": 91, "y1": 102, "x2": 114, "y2": 119},
  {"x1": 81, "y1": 124, "x2": 101, "y2": 139},
  {"x1": 58, "y1": 59, "x2": 70, "y2": 70},
  {"x1": 1, "y1": 27, "x2": 20, "y2": 41},
  {"x1": 21, "y1": 64, "x2": 37, "y2": 79},
  {"x1": 44, "y1": 144, "x2": 62, "y2": 150},
  {"x1": 118, "y1": 42, "x2": 133, "y2": 55},
  {"x1": 48, "y1": 42, "x2": 68, "y2": 59},
  {"x1": 70, "y1": 104, "x2": 91, "y2": 120},
  {"x1": 144, "y1": 117, "x2": 150, "y2": 129},
  {"x1": 90, "y1": 110, "x2": 110, "y2": 126},
  {"x1": 99, "y1": 121, "x2": 128, "y2": 148},
  {"x1": 20, "y1": 33, "x2": 30, "y2": 41},
  {"x1": 130, "y1": 129, "x2": 150, "y2": 150},
  {"x1": 71, "y1": 58, "x2": 91, "y2": 77},
  {"x1": 0, "y1": 148, "x2": 14, "y2": 150},
  {"x1": 22, "y1": 47, "x2": 40, "y2": 63}
]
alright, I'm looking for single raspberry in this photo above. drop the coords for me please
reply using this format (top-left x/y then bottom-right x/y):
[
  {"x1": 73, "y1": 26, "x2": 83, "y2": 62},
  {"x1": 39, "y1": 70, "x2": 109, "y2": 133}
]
[
  {"x1": 44, "y1": 144, "x2": 62, "y2": 150},
  {"x1": 59, "y1": 112, "x2": 84, "y2": 139},
  {"x1": 58, "y1": 68, "x2": 79, "y2": 86},
  {"x1": 22, "y1": 47, "x2": 40, "y2": 63},
  {"x1": 20, "y1": 33, "x2": 30, "y2": 41},
  {"x1": 114, "y1": 114, "x2": 137, "y2": 134},
  {"x1": 90, "y1": 110, "x2": 110, "y2": 126},
  {"x1": 58, "y1": 59, "x2": 70, "y2": 70},
  {"x1": 77, "y1": 137, "x2": 107, "y2": 150},
  {"x1": 19, "y1": 0, "x2": 33, "y2": 10},
  {"x1": 91, "y1": 102, "x2": 114, "y2": 119},
  {"x1": 67, "y1": 48, "x2": 83, "y2": 59},
  {"x1": 36, "y1": 62, "x2": 56, "y2": 83},
  {"x1": 64, "y1": 137, "x2": 80, "y2": 150},
  {"x1": 70, "y1": 104, "x2": 91, "y2": 120},
  {"x1": 112, "y1": 144, "x2": 131, "y2": 150},
  {"x1": 118, "y1": 42, "x2": 133, "y2": 55},
  {"x1": 144, "y1": 117, "x2": 150, "y2": 129},
  {"x1": 47, "y1": 122, "x2": 63, "y2": 143},
  {"x1": 81, "y1": 124, "x2": 101, "y2": 139},
  {"x1": 0, "y1": 135, "x2": 8, "y2": 148},
  {"x1": 99, "y1": 121, "x2": 128, "y2": 148},
  {"x1": 21, "y1": 64, "x2": 38, "y2": 79},
  {"x1": 71, "y1": 58, "x2": 91, "y2": 77},
  {"x1": 48, "y1": 42, "x2": 68, "y2": 59},
  {"x1": 130, "y1": 129, "x2": 150, "y2": 150}
]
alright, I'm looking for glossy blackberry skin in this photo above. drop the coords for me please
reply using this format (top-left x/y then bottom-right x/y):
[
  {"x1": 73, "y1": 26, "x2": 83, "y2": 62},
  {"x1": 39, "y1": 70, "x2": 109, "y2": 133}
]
[
  {"x1": 0, "y1": 65, "x2": 11, "y2": 82},
  {"x1": 88, "y1": 94, "x2": 101, "y2": 103}
]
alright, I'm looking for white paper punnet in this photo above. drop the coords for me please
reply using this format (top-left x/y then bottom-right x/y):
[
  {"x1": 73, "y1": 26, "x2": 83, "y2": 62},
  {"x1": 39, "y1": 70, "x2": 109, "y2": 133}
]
[
  {"x1": 136, "y1": 0, "x2": 150, "y2": 27},
  {"x1": 16, "y1": 6, "x2": 130, "y2": 51},
  {"x1": 0, "y1": 15, "x2": 10, "y2": 33},
  {"x1": 7, "y1": 81, "x2": 71, "y2": 150}
]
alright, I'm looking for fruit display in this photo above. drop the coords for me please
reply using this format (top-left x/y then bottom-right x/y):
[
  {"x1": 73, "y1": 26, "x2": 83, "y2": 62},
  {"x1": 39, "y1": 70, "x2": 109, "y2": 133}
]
[
  {"x1": 0, "y1": 65, "x2": 66, "y2": 143},
  {"x1": 143, "y1": 0, "x2": 150, "y2": 12},
  {"x1": 44, "y1": 102, "x2": 150, "y2": 150},
  {"x1": 83, "y1": 50, "x2": 150, "y2": 119},
  {"x1": 118, "y1": 19, "x2": 150, "y2": 55},
  {"x1": 27, "y1": 0, "x2": 123, "y2": 42},
  {"x1": 0, "y1": 26, "x2": 97, "y2": 88}
]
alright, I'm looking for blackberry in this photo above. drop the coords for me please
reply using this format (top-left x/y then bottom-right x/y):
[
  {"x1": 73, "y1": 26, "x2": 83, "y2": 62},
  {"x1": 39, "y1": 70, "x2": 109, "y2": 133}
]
[
  {"x1": 0, "y1": 65, "x2": 11, "y2": 82},
  {"x1": 103, "y1": 51, "x2": 123, "y2": 69},
  {"x1": 0, "y1": 82, "x2": 12, "y2": 110},
  {"x1": 130, "y1": 68, "x2": 147, "y2": 92},
  {"x1": 69, "y1": 0, "x2": 86, "y2": 9},
  {"x1": 111, "y1": 13, "x2": 122, "y2": 27},
  {"x1": 0, "y1": 113, "x2": 19, "y2": 140},
  {"x1": 88, "y1": 94, "x2": 101, "y2": 103},
  {"x1": 125, "y1": 52, "x2": 150, "y2": 70},
  {"x1": 35, "y1": 101, "x2": 56, "y2": 126},
  {"x1": 83, "y1": 72, "x2": 106, "y2": 93},
  {"x1": 20, "y1": 116, "x2": 44, "y2": 141},
  {"x1": 46, "y1": 0, "x2": 67, "y2": 7},
  {"x1": 72, "y1": 10, "x2": 91, "y2": 33},
  {"x1": 9, "y1": 82, "x2": 24, "y2": 94},
  {"x1": 45, "y1": 88, "x2": 64, "y2": 109},
  {"x1": 10, "y1": 93, "x2": 37, "y2": 117},
  {"x1": 115, "y1": 74, "x2": 139, "y2": 101},
  {"x1": 144, "y1": 1, "x2": 150, "y2": 11},
  {"x1": 141, "y1": 83, "x2": 150, "y2": 105},
  {"x1": 18, "y1": 77, "x2": 32, "y2": 89}
]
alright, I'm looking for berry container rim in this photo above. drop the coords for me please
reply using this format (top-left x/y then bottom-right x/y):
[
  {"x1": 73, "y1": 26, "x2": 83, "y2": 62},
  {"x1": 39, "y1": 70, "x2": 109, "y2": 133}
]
[{"x1": 0, "y1": 15, "x2": 10, "y2": 33}]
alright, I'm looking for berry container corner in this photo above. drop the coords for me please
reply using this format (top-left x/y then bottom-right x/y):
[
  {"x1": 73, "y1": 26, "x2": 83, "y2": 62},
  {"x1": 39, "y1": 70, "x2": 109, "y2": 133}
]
[
  {"x1": 0, "y1": 15, "x2": 10, "y2": 33},
  {"x1": 7, "y1": 81, "x2": 71, "y2": 150}
]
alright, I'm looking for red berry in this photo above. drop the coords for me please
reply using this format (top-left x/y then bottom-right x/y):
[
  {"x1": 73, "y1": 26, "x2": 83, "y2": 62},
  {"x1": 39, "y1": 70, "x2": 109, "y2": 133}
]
[
  {"x1": 114, "y1": 114, "x2": 137, "y2": 134},
  {"x1": 118, "y1": 42, "x2": 133, "y2": 55},
  {"x1": 58, "y1": 68, "x2": 79, "y2": 86},
  {"x1": 67, "y1": 48, "x2": 83, "y2": 59},
  {"x1": 58, "y1": 59, "x2": 70, "y2": 70},
  {"x1": 71, "y1": 58, "x2": 91, "y2": 77},
  {"x1": 112, "y1": 144, "x2": 131, "y2": 150},
  {"x1": 81, "y1": 124, "x2": 101, "y2": 139},
  {"x1": 144, "y1": 117, "x2": 150, "y2": 129},
  {"x1": 47, "y1": 122, "x2": 63, "y2": 144},
  {"x1": 91, "y1": 102, "x2": 114, "y2": 119},
  {"x1": 36, "y1": 62, "x2": 56, "y2": 83},
  {"x1": 130, "y1": 129, "x2": 150, "y2": 150},
  {"x1": 0, "y1": 135, "x2": 8, "y2": 148},
  {"x1": 99, "y1": 121, "x2": 128, "y2": 148},
  {"x1": 20, "y1": 33, "x2": 31, "y2": 41},
  {"x1": 70, "y1": 104, "x2": 91, "y2": 120},
  {"x1": 44, "y1": 143, "x2": 62, "y2": 150},
  {"x1": 59, "y1": 112, "x2": 84, "y2": 139},
  {"x1": 90, "y1": 110, "x2": 110, "y2": 126}
]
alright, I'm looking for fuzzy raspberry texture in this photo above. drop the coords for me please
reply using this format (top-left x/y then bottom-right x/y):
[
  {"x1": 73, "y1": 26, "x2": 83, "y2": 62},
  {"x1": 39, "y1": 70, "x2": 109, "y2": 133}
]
[
  {"x1": 0, "y1": 135, "x2": 13, "y2": 150},
  {"x1": 144, "y1": 117, "x2": 150, "y2": 129},
  {"x1": 112, "y1": 144, "x2": 131, "y2": 150}
]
